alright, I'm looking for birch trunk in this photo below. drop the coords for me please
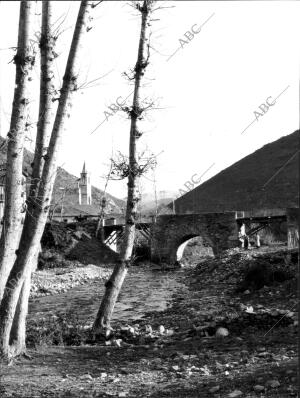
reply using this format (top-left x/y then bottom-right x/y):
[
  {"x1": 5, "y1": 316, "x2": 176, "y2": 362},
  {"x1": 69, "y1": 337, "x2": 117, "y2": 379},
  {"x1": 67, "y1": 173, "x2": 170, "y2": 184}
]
[
  {"x1": 0, "y1": 1, "x2": 35, "y2": 302},
  {"x1": 93, "y1": 0, "x2": 152, "y2": 334},
  {"x1": 10, "y1": 1, "x2": 56, "y2": 352},
  {"x1": 0, "y1": 1, "x2": 95, "y2": 359}
]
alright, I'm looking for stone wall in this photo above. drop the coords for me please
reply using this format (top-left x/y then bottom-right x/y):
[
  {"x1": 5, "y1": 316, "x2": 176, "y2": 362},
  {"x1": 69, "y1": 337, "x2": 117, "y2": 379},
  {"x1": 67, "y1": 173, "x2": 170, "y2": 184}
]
[{"x1": 150, "y1": 212, "x2": 239, "y2": 264}]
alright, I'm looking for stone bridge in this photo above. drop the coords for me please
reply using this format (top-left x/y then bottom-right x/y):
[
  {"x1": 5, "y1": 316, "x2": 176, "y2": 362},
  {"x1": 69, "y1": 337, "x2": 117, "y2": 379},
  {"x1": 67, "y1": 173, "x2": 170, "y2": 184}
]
[
  {"x1": 150, "y1": 212, "x2": 239, "y2": 264},
  {"x1": 102, "y1": 208, "x2": 298, "y2": 264}
]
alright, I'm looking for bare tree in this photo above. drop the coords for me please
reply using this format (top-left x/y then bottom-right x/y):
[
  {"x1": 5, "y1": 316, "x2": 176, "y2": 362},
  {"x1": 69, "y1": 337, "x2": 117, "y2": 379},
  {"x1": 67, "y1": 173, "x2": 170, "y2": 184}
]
[
  {"x1": 10, "y1": 1, "x2": 57, "y2": 350},
  {"x1": 0, "y1": 1, "x2": 97, "y2": 359},
  {"x1": 93, "y1": 0, "x2": 155, "y2": 335},
  {"x1": 0, "y1": 1, "x2": 35, "y2": 302}
]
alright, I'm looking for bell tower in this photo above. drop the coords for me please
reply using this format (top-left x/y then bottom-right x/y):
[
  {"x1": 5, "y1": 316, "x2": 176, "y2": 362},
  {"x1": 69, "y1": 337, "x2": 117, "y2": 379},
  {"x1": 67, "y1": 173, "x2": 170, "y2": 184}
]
[{"x1": 78, "y1": 162, "x2": 92, "y2": 205}]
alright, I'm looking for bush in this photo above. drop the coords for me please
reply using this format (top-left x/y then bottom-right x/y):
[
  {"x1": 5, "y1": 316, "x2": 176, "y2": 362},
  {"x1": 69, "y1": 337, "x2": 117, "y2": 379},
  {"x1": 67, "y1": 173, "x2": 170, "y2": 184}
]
[
  {"x1": 236, "y1": 260, "x2": 292, "y2": 292},
  {"x1": 26, "y1": 311, "x2": 91, "y2": 347}
]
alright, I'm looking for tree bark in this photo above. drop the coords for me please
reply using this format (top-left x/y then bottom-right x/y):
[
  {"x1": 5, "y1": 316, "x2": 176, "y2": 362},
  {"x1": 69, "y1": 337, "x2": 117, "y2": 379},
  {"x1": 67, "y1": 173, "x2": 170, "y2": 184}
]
[
  {"x1": 0, "y1": 1, "x2": 95, "y2": 359},
  {"x1": 30, "y1": 0, "x2": 56, "y2": 198},
  {"x1": 0, "y1": 0, "x2": 35, "y2": 302},
  {"x1": 93, "y1": 0, "x2": 152, "y2": 334},
  {"x1": 9, "y1": 1, "x2": 56, "y2": 354}
]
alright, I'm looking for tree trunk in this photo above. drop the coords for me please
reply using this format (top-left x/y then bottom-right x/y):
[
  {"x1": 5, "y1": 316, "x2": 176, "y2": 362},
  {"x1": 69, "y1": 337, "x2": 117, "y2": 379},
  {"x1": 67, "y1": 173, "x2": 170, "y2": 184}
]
[
  {"x1": 9, "y1": 1, "x2": 56, "y2": 353},
  {"x1": 0, "y1": 0, "x2": 35, "y2": 302},
  {"x1": 0, "y1": 1, "x2": 95, "y2": 359},
  {"x1": 9, "y1": 262, "x2": 33, "y2": 356},
  {"x1": 30, "y1": 0, "x2": 56, "y2": 198},
  {"x1": 93, "y1": 0, "x2": 152, "y2": 334}
]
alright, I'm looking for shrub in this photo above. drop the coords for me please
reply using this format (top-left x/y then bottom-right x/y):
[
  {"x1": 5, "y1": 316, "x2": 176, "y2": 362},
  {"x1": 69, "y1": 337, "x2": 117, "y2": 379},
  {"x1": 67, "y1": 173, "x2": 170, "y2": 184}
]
[{"x1": 26, "y1": 311, "x2": 91, "y2": 347}]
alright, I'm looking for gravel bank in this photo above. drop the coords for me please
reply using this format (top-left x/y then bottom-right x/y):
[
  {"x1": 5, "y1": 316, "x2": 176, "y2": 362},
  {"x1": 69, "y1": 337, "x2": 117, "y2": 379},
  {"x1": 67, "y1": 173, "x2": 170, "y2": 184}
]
[{"x1": 30, "y1": 263, "x2": 112, "y2": 298}]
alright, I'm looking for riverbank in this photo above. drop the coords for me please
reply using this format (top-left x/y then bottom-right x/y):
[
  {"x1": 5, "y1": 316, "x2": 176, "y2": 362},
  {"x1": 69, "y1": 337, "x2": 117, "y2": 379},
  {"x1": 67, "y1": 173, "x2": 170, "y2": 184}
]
[
  {"x1": 30, "y1": 262, "x2": 112, "y2": 298},
  {"x1": 0, "y1": 245, "x2": 298, "y2": 397}
]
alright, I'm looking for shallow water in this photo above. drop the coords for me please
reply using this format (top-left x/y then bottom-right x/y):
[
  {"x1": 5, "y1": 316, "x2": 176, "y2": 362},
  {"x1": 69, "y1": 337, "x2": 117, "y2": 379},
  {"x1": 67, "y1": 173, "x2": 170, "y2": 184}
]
[{"x1": 28, "y1": 265, "x2": 187, "y2": 325}]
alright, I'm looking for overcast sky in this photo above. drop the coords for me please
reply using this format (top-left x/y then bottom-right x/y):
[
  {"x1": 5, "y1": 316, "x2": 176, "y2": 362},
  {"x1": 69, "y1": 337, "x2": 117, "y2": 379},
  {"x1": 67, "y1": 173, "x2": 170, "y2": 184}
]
[{"x1": 0, "y1": 1, "x2": 299, "y2": 200}]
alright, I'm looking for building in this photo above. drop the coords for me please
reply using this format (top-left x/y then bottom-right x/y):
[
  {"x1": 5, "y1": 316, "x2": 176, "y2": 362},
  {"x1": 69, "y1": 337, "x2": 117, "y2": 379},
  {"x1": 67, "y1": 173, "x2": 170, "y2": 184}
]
[{"x1": 78, "y1": 162, "x2": 92, "y2": 205}]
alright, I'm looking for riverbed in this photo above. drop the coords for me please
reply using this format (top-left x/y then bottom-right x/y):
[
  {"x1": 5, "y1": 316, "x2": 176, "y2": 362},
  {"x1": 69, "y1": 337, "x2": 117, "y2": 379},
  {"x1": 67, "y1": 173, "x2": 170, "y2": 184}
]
[{"x1": 28, "y1": 265, "x2": 187, "y2": 325}]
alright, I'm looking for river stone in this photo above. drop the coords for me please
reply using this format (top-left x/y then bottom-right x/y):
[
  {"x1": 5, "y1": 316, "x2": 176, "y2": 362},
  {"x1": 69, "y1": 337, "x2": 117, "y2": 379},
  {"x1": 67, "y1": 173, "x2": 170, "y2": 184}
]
[
  {"x1": 158, "y1": 325, "x2": 165, "y2": 334},
  {"x1": 209, "y1": 386, "x2": 220, "y2": 393},
  {"x1": 286, "y1": 311, "x2": 294, "y2": 317},
  {"x1": 128, "y1": 326, "x2": 135, "y2": 335},
  {"x1": 253, "y1": 385, "x2": 265, "y2": 392},
  {"x1": 266, "y1": 379, "x2": 280, "y2": 388},
  {"x1": 215, "y1": 327, "x2": 229, "y2": 337},
  {"x1": 145, "y1": 325, "x2": 153, "y2": 333},
  {"x1": 228, "y1": 390, "x2": 242, "y2": 397}
]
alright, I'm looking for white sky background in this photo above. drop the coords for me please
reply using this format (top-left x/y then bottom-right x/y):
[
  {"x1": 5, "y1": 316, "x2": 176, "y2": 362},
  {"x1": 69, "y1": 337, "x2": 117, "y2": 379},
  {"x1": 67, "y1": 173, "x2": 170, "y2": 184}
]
[{"x1": 0, "y1": 1, "x2": 299, "y2": 200}]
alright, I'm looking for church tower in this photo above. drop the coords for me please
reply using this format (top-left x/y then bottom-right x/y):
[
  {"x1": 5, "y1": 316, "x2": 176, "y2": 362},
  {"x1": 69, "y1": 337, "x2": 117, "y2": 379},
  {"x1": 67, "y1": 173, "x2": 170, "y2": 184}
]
[{"x1": 78, "y1": 162, "x2": 92, "y2": 205}]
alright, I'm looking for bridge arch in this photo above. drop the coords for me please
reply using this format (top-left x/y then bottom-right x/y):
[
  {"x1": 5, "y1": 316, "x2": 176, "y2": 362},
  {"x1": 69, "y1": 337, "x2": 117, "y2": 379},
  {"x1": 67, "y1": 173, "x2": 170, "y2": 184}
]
[
  {"x1": 150, "y1": 213, "x2": 239, "y2": 265},
  {"x1": 175, "y1": 234, "x2": 215, "y2": 263}
]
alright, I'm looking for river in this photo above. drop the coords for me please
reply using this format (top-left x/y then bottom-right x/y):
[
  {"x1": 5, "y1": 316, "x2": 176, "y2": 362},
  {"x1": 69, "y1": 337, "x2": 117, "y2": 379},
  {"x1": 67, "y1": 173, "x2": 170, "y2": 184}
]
[{"x1": 28, "y1": 265, "x2": 188, "y2": 325}]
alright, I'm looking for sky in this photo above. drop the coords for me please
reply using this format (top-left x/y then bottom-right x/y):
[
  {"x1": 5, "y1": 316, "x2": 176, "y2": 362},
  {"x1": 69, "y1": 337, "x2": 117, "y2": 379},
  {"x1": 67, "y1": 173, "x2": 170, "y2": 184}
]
[{"x1": 0, "y1": 1, "x2": 299, "y2": 201}]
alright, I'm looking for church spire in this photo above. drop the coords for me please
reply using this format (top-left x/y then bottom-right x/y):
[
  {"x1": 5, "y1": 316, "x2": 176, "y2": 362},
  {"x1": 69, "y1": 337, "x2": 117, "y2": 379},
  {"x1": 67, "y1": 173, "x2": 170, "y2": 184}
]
[{"x1": 78, "y1": 161, "x2": 92, "y2": 205}]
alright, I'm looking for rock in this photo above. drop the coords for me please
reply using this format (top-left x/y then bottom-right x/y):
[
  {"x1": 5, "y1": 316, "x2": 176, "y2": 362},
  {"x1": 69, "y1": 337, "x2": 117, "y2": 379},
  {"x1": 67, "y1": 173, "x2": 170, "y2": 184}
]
[
  {"x1": 166, "y1": 328, "x2": 174, "y2": 336},
  {"x1": 215, "y1": 327, "x2": 229, "y2": 337},
  {"x1": 145, "y1": 325, "x2": 153, "y2": 334},
  {"x1": 257, "y1": 352, "x2": 269, "y2": 357},
  {"x1": 158, "y1": 325, "x2": 165, "y2": 334},
  {"x1": 286, "y1": 311, "x2": 295, "y2": 318},
  {"x1": 114, "y1": 339, "x2": 122, "y2": 347},
  {"x1": 228, "y1": 390, "x2": 243, "y2": 397},
  {"x1": 172, "y1": 365, "x2": 180, "y2": 371},
  {"x1": 266, "y1": 379, "x2": 280, "y2": 388},
  {"x1": 79, "y1": 374, "x2": 93, "y2": 381},
  {"x1": 243, "y1": 290, "x2": 250, "y2": 294},
  {"x1": 209, "y1": 385, "x2": 220, "y2": 393},
  {"x1": 257, "y1": 347, "x2": 266, "y2": 352},
  {"x1": 271, "y1": 310, "x2": 279, "y2": 316},
  {"x1": 253, "y1": 385, "x2": 264, "y2": 392}
]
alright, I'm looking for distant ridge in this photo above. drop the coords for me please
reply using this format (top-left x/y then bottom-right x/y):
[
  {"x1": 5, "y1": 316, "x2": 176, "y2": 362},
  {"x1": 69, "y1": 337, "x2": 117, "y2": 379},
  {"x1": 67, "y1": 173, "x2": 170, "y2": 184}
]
[{"x1": 172, "y1": 130, "x2": 299, "y2": 213}]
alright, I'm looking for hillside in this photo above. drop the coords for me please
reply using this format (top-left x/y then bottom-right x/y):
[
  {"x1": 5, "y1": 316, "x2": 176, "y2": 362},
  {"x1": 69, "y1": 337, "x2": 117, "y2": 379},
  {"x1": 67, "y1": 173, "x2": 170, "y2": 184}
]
[
  {"x1": 173, "y1": 130, "x2": 299, "y2": 213},
  {"x1": 0, "y1": 137, "x2": 124, "y2": 213},
  {"x1": 139, "y1": 197, "x2": 174, "y2": 215}
]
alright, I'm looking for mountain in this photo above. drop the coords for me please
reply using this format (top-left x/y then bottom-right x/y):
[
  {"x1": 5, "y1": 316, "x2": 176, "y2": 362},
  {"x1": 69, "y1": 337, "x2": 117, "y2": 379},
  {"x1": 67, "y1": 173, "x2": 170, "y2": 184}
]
[
  {"x1": 0, "y1": 137, "x2": 124, "y2": 214},
  {"x1": 172, "y1": 130, "x2": 299, "y2": 214},
  {"x1": 135, "y1": 190, "x2": 177, "y2": 215}
]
